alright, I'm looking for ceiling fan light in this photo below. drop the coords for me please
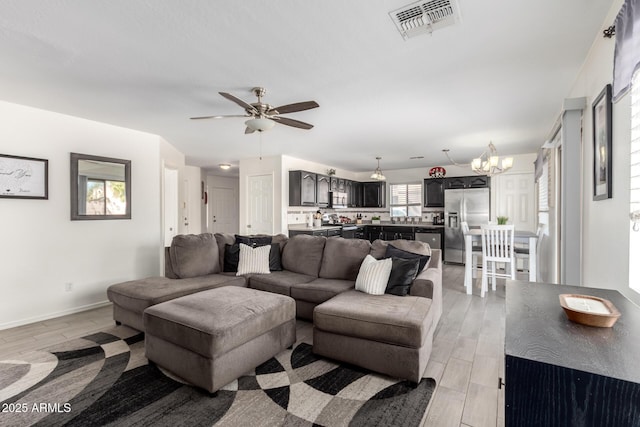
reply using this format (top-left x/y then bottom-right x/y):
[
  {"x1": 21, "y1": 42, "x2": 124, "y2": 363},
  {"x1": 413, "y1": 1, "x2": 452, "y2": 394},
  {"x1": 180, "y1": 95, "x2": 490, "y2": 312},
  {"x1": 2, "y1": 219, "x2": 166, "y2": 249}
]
[
  {"x1": 471, "y1": 158, "x2": 482, "y2": 170},
  {"x1": 245, "y1": 118, "x2": 275, "y2": 132}
]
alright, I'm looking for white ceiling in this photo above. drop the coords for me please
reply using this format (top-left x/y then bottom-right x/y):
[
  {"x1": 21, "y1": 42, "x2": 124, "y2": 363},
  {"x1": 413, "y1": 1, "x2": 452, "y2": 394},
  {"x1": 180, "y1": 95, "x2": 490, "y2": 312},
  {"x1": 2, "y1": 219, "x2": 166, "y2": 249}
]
[{"x1": 0, "y1": 1, "x2": 613, "y2": 174}]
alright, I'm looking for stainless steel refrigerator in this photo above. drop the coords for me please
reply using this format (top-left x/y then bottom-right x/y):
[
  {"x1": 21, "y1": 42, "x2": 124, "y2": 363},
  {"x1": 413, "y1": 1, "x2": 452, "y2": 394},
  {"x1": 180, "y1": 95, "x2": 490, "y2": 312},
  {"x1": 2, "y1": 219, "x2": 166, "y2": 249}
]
[{"x1": 444, "y1": 188, "x2": 490, "y2": 264}]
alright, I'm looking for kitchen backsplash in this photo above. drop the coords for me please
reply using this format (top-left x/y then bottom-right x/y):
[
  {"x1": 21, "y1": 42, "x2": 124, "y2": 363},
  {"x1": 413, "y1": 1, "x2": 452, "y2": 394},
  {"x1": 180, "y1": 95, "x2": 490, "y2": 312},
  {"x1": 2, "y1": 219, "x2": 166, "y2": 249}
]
[{"x1": 287, "y1": 207, "x2": 444, "y2": 225}]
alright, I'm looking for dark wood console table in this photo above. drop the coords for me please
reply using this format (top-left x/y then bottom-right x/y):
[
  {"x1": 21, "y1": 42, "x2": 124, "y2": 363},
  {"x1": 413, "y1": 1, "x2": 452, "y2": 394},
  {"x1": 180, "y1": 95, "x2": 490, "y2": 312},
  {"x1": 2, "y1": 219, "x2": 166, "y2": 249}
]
[{"x1": 505, "y1": 281, "x2": 640, "y2": 426}]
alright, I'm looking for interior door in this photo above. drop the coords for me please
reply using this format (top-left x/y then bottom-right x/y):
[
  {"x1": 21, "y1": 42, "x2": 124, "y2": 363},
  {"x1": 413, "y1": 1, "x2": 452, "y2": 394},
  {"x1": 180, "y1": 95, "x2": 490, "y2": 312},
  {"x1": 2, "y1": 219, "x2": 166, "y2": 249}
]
[
  {"x1": 247, "y1": 174, "x2": 273, "y2": 235},
  {"x1": 210, "y1": 187, "x2": 236, "y2": 234},
  {"x1": 182, "y1": 178, "x2": 190, "y2": 234},
  {"x1": 163, "y1": 167, "x2": 179, "y2": 247},
  {"x1": 496, "y1": 173, "x2": 535, "y2": 232}
]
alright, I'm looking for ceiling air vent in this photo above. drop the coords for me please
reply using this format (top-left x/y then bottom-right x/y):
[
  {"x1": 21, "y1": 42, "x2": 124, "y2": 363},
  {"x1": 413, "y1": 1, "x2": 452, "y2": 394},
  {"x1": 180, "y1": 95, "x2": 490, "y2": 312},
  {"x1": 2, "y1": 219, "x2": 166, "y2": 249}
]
[{"x1": 389, "y1": 0, "x2": 460, "y2": 40}]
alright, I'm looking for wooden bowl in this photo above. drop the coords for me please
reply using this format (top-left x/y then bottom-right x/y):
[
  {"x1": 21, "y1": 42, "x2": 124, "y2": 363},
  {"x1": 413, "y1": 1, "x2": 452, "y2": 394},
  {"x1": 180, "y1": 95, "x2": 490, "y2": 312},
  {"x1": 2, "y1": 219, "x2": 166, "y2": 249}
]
[{"x1": 559, "y1": 294, "x2": 621, "y2": 328}]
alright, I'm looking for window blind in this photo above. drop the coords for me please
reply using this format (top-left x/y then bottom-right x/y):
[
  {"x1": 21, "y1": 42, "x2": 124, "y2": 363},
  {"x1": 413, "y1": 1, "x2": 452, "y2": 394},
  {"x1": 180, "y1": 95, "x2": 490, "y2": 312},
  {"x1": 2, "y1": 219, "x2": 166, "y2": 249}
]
[
  {"x1": 631, "y1": 72, "x2": 640, "y2": 213},
  {"x1": 390, "y1": 183, "x2": 422, "y2": 217}
]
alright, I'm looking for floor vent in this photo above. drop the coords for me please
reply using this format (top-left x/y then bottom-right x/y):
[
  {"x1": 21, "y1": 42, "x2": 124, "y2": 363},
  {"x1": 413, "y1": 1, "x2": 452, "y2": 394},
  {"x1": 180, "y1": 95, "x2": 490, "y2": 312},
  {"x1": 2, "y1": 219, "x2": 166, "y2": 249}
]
[{"x1": 389, "y1": 0, "x2": 460, "y2": 40}]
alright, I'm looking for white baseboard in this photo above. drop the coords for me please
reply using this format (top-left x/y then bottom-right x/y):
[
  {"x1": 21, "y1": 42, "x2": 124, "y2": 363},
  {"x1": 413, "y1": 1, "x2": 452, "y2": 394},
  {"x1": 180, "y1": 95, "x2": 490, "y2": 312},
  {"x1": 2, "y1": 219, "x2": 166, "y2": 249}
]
[{"x1": 0, "y1": 301, "x2": 112, "y2": 331}]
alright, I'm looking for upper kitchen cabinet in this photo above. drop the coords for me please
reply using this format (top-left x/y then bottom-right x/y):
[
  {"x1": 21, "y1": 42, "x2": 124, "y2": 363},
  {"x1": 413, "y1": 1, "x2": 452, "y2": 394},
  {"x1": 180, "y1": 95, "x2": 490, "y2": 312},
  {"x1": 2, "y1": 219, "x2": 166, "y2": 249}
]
[
  {"x1": 424, "y1": 178, "x2": 445, "y2": 207},
  {"x1": 444, "y1": 175, "x2": 490, "y2": 189},
  {"x1": 467, "y1": 175, "x2": 490, "y2": 188},
  {"x1": 289, "y1": 170, "x2": 317, "y2": 206},
  {"x1": 362, "y1": 181, "x2": 386, "y2": 207},
  {"x1": 316, "y1": 174, "x2": 331, "y2": 207},
  {"x1": 330, "y1": 176, "x2": 339, "y2": 191}
]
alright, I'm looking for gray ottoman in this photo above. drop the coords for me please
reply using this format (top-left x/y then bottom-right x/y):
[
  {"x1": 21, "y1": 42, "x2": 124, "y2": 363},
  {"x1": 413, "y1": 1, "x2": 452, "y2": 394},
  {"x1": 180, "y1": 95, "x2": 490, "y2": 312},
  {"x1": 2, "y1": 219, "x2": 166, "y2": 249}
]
[
  {"x1": 144, "y1": 286, "x2": 296, "y2": 394},
  {"x1": 313, "y1": 290, "x2": 435, "y2": 383}
]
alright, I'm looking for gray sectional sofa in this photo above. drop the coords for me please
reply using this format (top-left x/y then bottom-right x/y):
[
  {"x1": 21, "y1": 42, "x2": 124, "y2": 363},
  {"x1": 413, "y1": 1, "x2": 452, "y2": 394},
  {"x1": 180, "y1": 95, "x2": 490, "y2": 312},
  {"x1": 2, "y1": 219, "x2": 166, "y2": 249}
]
[{"x1": 107, "y1": 232, "x2": 442, "y2": 382}]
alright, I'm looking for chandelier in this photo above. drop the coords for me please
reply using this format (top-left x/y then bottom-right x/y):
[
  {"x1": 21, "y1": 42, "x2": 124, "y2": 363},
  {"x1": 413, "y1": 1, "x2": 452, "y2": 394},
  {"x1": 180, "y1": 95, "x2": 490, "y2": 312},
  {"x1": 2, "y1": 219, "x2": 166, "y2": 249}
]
[
  {"x1": 443, "y1": 142, "x2": 513, "y2": 176},
  {"x1": 370, "y1": 157, "x2": 386, "y2": 181}
]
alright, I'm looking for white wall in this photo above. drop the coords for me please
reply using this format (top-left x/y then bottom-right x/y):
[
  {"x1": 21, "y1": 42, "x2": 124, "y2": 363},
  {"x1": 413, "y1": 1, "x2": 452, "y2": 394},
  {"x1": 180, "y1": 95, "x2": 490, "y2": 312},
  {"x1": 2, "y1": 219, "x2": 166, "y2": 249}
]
[
  {"x1": 0, "y1": 100, "x2": 167, "y2": 328},
  {"x1": 563, "y1": 0, "x2": 639, "y2": 304}
]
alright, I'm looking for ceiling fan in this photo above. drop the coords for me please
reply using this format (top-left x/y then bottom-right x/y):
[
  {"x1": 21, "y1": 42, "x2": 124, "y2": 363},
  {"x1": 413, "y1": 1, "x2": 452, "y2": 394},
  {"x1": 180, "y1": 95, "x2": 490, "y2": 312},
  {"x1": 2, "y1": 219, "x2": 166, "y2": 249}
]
[{"x1": 191, "y1": 87, "x2": 319, "y2": 134}]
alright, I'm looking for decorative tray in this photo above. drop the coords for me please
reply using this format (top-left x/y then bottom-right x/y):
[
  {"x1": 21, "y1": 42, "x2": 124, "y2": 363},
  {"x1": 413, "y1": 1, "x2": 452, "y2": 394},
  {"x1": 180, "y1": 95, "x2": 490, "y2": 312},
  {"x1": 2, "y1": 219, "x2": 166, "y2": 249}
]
[{"x1": 559, "y1": 294, "x2": 621, "y2": 327}]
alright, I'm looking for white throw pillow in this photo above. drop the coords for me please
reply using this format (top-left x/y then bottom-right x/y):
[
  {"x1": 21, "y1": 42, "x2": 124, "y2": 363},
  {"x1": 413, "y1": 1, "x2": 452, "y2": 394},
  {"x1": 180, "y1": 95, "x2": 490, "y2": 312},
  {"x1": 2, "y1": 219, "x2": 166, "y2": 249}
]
[
  {"x1": 236, "y1": 243, "x2": 271, "y2": 275},
  {"x1": 355, "y1": 255, "x2": 393, "y2": 295}
]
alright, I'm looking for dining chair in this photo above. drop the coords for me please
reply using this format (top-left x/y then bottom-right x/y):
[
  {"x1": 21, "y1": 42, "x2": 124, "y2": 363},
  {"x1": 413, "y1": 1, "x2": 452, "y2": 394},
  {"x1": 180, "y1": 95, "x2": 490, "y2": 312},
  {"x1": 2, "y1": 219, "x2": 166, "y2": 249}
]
[
  {"x1": 461, "y1": 221, "x2": 482, "y2": 278},
  {"x1": 480, "y1": 224, "x2": 516, "y2": 297},
  {"x1": 515, "y1": 226, "x2": 544, "y2": 280}
]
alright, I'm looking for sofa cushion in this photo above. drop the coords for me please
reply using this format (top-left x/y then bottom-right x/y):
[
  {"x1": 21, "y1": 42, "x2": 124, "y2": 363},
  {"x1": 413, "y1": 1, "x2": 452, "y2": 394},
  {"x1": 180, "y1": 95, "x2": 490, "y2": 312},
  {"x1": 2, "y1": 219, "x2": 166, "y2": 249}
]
[
  {"x1": 354, "y1": 255, "x2": 392, "y2": 295},
  {"x1": 169, "y1": 233, "x2": 220, "y2": 278},
  {"x1": 281, "y1": 234, "x2": 326, "y2": 277},
  {"x1": 237, "y1": 244, "x2": 271, "y2": 275},
  {"x1": 370, "y1": 239, "x2": 432, "y2": 261},
  {"x1": 235, "y1": 234, "x2": 273, "y2": 247},
  {"x1": 314, "y1": 289, "x2": 434, "y2": 348},
  {"x1": 290, "y1": 278, "x2": 355, "y2": 304},
  {"x1": 225, "y1": 242, "x2": 283, "y2": 272},
  {"x1": 107, "y1": 274, "x2": 246, "y2": 314},
  {"x1": 386, "y1": 257, "x2": 421, "y2": 296},
  {"x1": 318, "y1": 237, "x2": 371, "y2": 280},
  {"x1": 248, "y1": 270, "x2": 316, "y2": 296},
  {"x1": 215, "y1": 233, "x2": 236, "y2": 272},
  {"x1": 385, "y1": 245, "x2": 431, "y2": 272},
  {"x1": 216, "y1": 233, "x2": 288, "y2": 273}
]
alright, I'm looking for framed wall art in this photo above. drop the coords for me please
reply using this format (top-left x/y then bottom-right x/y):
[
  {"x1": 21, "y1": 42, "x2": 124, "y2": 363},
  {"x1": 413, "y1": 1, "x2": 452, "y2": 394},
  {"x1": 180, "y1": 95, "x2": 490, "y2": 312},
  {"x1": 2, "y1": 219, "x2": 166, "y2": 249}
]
[
  {"x1": 0, "y1": 154, "x2": 49, "y2": 199},
  {"x1": 592, "y1": 84, "x2": 612, "y2": 201}
]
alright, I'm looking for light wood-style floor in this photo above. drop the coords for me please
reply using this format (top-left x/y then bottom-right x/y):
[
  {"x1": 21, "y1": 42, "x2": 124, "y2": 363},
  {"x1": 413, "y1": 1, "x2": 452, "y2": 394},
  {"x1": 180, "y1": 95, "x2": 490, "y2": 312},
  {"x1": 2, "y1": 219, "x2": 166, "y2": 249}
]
[{"x1": 0, "y1": 264, "x2": 513, "y2": 427}]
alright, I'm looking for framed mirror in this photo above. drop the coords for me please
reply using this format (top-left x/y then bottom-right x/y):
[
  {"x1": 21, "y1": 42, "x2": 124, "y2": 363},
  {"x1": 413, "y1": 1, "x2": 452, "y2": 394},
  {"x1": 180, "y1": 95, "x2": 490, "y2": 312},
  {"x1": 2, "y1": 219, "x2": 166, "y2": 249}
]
[{"x1": 70, "y1": 153, "x2": 131, "y2": 220}]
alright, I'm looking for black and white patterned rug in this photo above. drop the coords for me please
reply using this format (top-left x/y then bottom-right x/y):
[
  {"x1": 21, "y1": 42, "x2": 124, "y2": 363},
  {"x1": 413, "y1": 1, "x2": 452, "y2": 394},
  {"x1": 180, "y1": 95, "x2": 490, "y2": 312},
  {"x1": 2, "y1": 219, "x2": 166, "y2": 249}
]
[{"x1": 0, "y1": 326, "x2": 435, "y2": 426}]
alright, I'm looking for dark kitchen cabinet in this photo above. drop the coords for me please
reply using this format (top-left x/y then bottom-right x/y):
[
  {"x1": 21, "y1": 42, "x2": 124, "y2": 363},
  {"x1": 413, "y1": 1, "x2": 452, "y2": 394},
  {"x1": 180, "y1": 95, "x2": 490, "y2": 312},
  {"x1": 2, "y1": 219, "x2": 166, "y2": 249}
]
[
  {"x1": 424, "y1": 179, "x2": 445, "y2": 207},
  {"x1": 444, "y1": 175, "x2": 490, "y2": 189},
  {"x1": 289, "y1": 171, "x2": 317, "y2": 206},
  {"x1": 352, "y1": 181, "x2": 363, "y2": 207},
  {"x1": 345, "y1": 180, "x2": 353, "y2": 206},
  {"x1": 330, "y1": 176, "x2": 339, "y2": 191},
  {"x1": 468, "y1": 175, "x2": 490, "y2": 188},
  {"x1": 362, "y1": 182, "x2": 386, "y2": 208},
  {"x1": 383, "y1": 227, "x2": 415, "y2": 241},
  {"x1": 445, "y1": 177, "x2": 467, "y2": 189},
  {"x1": 316, "y1": 174, "x2": 331, "y2": 207},
  {"x1": 366, "y1": 226, "x2": 384, "y2": 242}
]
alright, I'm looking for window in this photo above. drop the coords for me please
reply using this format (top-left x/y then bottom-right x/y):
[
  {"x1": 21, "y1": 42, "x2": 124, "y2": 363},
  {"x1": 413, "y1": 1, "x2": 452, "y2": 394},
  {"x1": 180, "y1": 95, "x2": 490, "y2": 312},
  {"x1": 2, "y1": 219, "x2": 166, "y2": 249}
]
[
  {"x1": 630, "y1": 71, "x2": 640, "y2": 293},
  {"x1": 84, "y1": 178, "x2": 127, "y2": 215},
  {"x1": 390, "y1": 183, "x2": 421, "y2": 217}
]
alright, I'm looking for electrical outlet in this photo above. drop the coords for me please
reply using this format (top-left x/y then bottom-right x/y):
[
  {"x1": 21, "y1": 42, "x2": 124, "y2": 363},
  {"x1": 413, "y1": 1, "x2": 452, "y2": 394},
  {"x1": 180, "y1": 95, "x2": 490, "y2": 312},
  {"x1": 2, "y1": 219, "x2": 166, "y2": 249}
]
[{"x1": 65, "y1": 282, "x2": 73, "y2": 292}]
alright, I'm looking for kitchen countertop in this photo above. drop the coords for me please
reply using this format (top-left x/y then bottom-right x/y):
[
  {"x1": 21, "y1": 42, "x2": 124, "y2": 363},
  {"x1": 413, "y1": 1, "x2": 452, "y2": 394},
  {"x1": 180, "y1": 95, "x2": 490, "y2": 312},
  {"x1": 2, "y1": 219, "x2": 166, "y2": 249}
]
[
  {"x1": 288, "y1": 223, "x2": 444, "y2": 231},
  {"x1": 288, "y1": 224, "x2": 342, "y2": 231}
]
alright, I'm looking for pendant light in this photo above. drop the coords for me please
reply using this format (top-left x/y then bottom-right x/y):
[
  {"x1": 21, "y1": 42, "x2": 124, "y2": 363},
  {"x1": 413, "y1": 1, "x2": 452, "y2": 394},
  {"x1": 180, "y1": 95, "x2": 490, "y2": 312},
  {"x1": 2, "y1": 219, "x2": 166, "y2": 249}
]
[{"x1": 370, "y1": 157, "x2": 386, "y2": 181}]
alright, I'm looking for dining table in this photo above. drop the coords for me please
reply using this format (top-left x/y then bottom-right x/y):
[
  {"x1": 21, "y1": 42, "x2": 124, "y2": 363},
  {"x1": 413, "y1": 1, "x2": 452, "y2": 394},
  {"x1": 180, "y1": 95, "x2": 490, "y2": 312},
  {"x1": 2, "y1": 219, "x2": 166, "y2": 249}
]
[{"x1": 463, "y1": 229, "x2": 539, "y2": 295}]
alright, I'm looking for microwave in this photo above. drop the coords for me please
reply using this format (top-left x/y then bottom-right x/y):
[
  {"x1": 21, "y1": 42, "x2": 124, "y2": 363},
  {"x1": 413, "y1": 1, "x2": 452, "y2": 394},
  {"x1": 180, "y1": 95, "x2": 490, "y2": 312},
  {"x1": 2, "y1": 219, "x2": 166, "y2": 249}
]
[{"x1": 329, "y1": 191, "x2": 348, "y2": 208}]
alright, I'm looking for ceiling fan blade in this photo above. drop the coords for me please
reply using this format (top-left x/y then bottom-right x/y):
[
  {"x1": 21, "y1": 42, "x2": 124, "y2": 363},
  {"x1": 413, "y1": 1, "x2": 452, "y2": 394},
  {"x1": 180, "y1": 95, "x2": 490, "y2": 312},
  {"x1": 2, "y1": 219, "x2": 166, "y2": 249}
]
[
  {"x1": 219, "y1": 92, "x2": 257, "y2": 113},
  {"x1": 274, "y1": 116, "x2": 314, "y2": 130},
  {"x1": 190, "y1": 114, "x2": 249, "y2": 120},
  {"x1": 244, "y1": 127, "x2": 256, "y2": 134},
  {"x1": 269, "y1": 101, "x2": 319, "y2": 115}
]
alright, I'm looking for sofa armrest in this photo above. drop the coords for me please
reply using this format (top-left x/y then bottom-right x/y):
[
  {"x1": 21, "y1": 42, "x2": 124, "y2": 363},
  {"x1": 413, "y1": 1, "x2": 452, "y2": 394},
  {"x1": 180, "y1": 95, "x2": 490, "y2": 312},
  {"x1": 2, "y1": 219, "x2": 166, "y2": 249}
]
[{"x1": 410, "y1": 249, "x2": 442, "y2": 324}]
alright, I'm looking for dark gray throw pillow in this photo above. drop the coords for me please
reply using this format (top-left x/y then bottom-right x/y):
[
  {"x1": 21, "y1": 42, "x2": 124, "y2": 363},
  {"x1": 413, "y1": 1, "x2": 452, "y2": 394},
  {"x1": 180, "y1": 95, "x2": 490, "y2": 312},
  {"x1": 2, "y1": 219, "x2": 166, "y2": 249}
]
[
  {"x1": 384, "y1": 244, "x2": 431, "y2": 272},
  {"x1": 385, "y1": 257, "x2": 421, "y2": 296},
  {"x1": 224, "y1": 243, "x2": 240, "y2": 272},
  {"x1": 268, "y1": 243, "x2": 283, "y2": 271},
  {"x1": 225, "y1": 242, "x2": 282, "y2": 272},
  {"x1": 234, "y1": 234, "x2": 273, "y2": 247}
]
